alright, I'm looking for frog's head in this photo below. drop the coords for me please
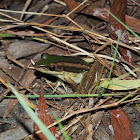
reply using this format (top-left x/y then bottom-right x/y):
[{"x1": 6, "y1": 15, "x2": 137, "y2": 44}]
[{"x1": 34, "y1": 53, "x2": 64, "y2": 75}]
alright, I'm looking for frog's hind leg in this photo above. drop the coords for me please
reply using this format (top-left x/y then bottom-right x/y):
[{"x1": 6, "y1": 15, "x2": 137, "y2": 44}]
[{"x1": 64, "y1": 75, "x2": 79, "y2": 92}]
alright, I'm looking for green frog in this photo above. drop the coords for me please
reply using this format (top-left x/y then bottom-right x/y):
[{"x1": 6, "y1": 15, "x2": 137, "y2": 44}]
[{"x1": 34, "y1": 53, "x2": 100, "y2": 93}]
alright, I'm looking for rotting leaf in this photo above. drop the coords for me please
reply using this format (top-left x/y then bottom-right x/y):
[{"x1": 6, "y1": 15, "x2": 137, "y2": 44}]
[
  {"x1": 108, "y1": 107, "x2": 133, "y2": 140},
  {"x1": 34, "y1": 82, "x2": 60, "y2": 140}
]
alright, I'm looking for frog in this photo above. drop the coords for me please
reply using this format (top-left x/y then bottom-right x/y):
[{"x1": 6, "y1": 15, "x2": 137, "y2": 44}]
[{"x1": 34, "y1": 53, "x2": 100, "y2": 94}]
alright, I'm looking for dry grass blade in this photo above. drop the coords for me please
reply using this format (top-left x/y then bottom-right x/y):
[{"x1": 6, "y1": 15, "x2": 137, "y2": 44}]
[
  {"x1": 0, "y1": 88, "x2": 11, "y2": 101},
  {"x1": 7, "y1": 55, "x2": 25, "y2": 68},
  {"x1": 20, "y1": 0, "x2": 33, "y2": 20},
  {"x1": 0, "y1": 11, "x2": 22, "y2": 22},
  {"x1": 66, "y1": 0, "x2": 88, "y2": 16},
  {"x1": 0, "y1": 9, "x2": 65, "y2": 17}
]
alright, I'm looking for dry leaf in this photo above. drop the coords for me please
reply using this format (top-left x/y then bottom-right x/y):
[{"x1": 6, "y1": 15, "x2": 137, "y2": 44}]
[
  {"x1": 109, "y1": 107, "x2": 133, "y2": 140},
  {"x1": 34, "y1": 82, "x2": 60, "y2": 140}
]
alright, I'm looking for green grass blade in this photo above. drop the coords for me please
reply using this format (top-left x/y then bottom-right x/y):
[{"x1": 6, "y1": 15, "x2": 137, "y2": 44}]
[
  {"x1": 0, "y1": 33, "x2": 16, "y2": 38},
  {"x1": 107, "y1": 10, "x2": 140, "y2": 39},
  {"x1": 107, "y1": 32, "x2": 120, "y2": 80},
  {"x1": 54, "y1": 113, "x2": 71, "y2": 140},
  {"x1": 5, "y1": 93, "x2": 124, "y2": 98},
  {"x1": 98, "y1": 32, "x2": 121, "y2": 95}
]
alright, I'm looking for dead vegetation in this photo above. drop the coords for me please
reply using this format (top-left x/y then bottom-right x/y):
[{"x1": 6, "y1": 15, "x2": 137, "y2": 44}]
[{"x1": 0, "y1": 0, "x2": 140, "y2": 140}]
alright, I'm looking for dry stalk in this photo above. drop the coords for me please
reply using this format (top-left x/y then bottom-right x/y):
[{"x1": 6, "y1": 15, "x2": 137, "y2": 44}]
[{"x1": 0, "y1": 9, "x2": 65, "y2": 17}]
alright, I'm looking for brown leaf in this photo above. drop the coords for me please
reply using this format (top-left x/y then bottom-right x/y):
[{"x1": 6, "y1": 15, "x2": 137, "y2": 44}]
[
  {"x1": 109, "y1": 107, "x2": 133, "y2": 140},
  {"x1": 108, "y1": 0, "x2": 128, "y2": 43},
  {"x1": 108, "y1": 0, "x2": 134, "y2": 65},
  {"x1": 64, "y1": 0, "x2": 79, "y2": 11},
  {"x1": 34, "y1": 82, "x2": 60, "y2": 140},
  {"x1": 125, "y1": 15, "x2": 140, "y2": 34},
  {"x1": 8, "y1": 40, "x2": 49, "y2": 59},
  {"x1": 22, "y1": 69, "x2": 36, "y2": 88}
]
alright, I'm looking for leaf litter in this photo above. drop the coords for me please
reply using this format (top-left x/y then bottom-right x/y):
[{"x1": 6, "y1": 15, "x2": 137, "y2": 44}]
[{"x1": 0, "y1": 0, "x2": 140, "y2": 139}]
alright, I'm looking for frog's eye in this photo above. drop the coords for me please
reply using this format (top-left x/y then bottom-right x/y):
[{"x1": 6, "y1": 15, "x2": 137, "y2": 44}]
[
  {"x1": 41, "y1": 53, "x2": 49, "y2": 59},
  {"x1": 49, "y1": 64, "x2": 55, "y2": 71}
]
